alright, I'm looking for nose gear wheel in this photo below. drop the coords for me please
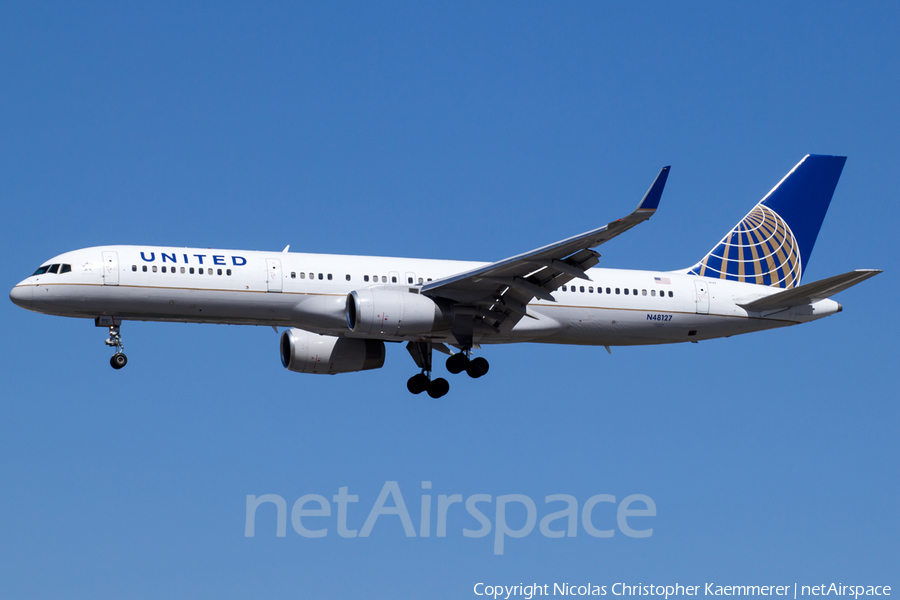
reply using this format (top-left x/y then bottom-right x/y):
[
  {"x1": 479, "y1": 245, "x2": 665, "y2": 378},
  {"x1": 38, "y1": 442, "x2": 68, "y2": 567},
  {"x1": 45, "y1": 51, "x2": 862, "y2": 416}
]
[{"x1": 104, "y1": 325, "x2": 128, "y2": 370}]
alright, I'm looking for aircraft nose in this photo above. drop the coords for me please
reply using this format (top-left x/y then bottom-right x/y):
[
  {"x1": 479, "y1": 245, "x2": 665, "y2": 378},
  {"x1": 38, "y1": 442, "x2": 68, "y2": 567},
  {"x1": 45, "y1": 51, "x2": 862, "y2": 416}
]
[{"x1": 10, "y1": 284, "x2": 33, "y2": 309}]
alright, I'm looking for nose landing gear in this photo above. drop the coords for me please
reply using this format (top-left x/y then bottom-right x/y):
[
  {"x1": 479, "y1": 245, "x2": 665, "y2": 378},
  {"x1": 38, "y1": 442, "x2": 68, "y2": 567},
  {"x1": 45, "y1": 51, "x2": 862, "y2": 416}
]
[{"x1": 105, "y1": 325, "x2": 127, "y2": 370}]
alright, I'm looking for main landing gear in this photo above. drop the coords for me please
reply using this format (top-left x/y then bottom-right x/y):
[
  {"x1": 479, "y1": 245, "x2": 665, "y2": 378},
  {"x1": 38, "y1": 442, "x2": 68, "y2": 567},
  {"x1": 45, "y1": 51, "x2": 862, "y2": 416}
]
[
  {"x1": 445, "y1": 351, "x2": 489, "y2": 379},
  {"x1": 406, "y1": 372, "x2": 450, "y2": 398},
  {"x1": 105, "y1": 325, "x2": 128, "y2": 370},
  {"x1": 405, "y1": 341, "x2": 450, "y2": 398},
  {"x1": 405, "y1": 342, "x2": 490, "y2": 398}
]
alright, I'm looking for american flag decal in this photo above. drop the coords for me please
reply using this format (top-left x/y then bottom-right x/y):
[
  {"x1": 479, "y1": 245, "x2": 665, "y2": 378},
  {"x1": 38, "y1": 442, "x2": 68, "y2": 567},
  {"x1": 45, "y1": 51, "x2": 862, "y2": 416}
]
[{"x1": 654, "y1": 277, "x2": 671, "y2": 284}]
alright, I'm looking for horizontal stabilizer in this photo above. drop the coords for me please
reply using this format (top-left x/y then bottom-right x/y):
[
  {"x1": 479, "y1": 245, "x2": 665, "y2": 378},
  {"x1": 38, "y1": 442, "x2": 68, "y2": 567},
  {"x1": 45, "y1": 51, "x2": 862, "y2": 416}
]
[{"x1": 737, "y1": 269, "x2": 881, "y2": 311}]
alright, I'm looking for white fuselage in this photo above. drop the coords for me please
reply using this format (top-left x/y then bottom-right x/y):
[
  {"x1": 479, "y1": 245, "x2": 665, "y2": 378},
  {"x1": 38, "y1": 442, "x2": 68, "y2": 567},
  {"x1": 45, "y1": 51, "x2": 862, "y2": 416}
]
[{"x1": 11, "y1": 245, "x2": 842, "y2": 348}]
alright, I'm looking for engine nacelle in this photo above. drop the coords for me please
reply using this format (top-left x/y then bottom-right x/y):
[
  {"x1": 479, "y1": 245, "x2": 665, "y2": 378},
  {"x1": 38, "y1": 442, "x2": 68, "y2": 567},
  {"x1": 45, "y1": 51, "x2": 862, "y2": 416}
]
[
  {"x1": 345, "y1": 289, "x2": 450, "y2": 336},
  {"x1": 280, "y1": 329, "x2": 385, "y2": 374}
]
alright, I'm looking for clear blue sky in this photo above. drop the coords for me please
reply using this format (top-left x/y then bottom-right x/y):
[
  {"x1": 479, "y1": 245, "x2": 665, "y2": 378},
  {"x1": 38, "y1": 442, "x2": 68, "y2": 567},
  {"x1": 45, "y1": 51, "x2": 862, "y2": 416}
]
[{"x1": 1, "y1": 2, "x2": 897, "y2": 598}]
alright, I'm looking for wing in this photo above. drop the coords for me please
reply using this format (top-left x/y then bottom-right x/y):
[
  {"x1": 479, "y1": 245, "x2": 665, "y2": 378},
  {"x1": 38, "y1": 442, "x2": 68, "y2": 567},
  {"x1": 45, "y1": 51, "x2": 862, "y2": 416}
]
[{"x1": 421, "y1": 166, "x2": 670, "y2": 344}]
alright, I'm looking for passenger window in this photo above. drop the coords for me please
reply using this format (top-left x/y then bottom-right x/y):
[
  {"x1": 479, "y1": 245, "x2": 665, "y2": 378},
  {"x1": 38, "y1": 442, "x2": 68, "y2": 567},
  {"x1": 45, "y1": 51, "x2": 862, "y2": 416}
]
[
  {"x1": 197, "y1": 268, "x2": 202, "y2": 275},
  {"x1": 208, "y1": 268, "x2": 213, "y2": 275},
  {"x1": 624, "y1": 288, "x2": 629, "y2": 295},
  {"x1": 143, "y1": 265, "x2": 148, "y2": 272},
  {"x1": 180, "y1": 267, "x2": 185, "y2": 274},
  {"x1": 161, "y1": 266, "x2": 167, "y2": 273},
  {"x1": 580, "y1": 286, "x2": 585, "y2": 292},
  {"x1": 132, "y1": 265, "x2": 137, "y2": 272},
  {"x1": 346, "y1": 274, "x2": 351, "y2": 281},
  {"x1": 327, "y1": 274, "x2": 333, "y2": 281},
  {"x1": 364, "y1": 275, "x2": 369, "y2": 282},
  {"x1": 616, "y1": 288, "x2": 620, "y2": 294},
  {"x1": 651, "y1": 290, "x2": 656, "y2": 296},
  {"x1": 633, "y1": 289, "x2": 638, "y2": 295},
  {"x1": 382, "y1": 276, "x2": 387, "y2": 283},
  {"x1": 391, "y1": 276, "x2": 397, "y2": 283},
  {"x1": 48, "y1": 264, "x2": 60, "y2": 274},
  {"x1": 427, "y1": 278, "x2": 432, "y2": 282},
  {"x1": 300, "y1": 272, "x2": 306, "y2": 279},
  {"x1": 668, "y1": 291, "x2": 673, "y2": 297},
  {"x1": 189, "y1": 267, "x2": 194, "y2": 274},
  {"x1": 418, "y1": 278, "x2": 423, "y2": 284},
  {"x1": 642, "y1": 289, "x2": 647, "y2": 296},
  {"x1": 589, "y1": 287, "x2": 593, "y2": 293},
  {"x1": 226, "y1": 269, "x2": 231, "y2": 276},
  {"x1": 318, "y1": 273, "x2": 323, "y2": 280},
  {"x1": 152, "y1": 266, "x2": 158, "y2": 273},
  {"x1": 606, "y1": 287, "x2": 611, "y2": 294},
  {"x1": 217, "y1": 268, "x2": 222, "y2": 275},
  {"x1": 562, "y1": 285, "x2": 567, "y2": 291},
  {"x1": 291, "y1": 272, "x2": 296, "y2": 279},
  {"x1": 407, "y1": 277, "x2": 413, "y2": 284}
]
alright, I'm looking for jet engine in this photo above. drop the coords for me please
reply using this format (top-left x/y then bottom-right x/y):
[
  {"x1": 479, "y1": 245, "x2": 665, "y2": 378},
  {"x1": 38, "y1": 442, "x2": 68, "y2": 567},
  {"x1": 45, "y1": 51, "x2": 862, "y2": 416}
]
[
  {"x1": 280, "y1": 329, "x2": 385, "y2": 374},
  {"x1": 345, "y1": 289, "x2": 451, "y2": 336}
]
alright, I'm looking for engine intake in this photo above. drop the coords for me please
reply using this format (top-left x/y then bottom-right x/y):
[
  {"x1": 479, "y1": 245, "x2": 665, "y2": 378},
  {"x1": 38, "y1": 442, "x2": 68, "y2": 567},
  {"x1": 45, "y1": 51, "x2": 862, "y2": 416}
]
[
  {"x1": 346, "y1": 289, "x2": 451, "y2": 336},
  {"x1": 280, "y1": 329, "x2": 385, "y2": 374}
]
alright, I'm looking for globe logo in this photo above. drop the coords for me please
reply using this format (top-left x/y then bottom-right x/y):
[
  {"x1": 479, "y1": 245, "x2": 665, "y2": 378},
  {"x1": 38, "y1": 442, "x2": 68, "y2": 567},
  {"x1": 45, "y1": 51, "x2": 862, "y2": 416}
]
[{"x1": 689, "y1": 205, "x2": 801, "y2": 289}]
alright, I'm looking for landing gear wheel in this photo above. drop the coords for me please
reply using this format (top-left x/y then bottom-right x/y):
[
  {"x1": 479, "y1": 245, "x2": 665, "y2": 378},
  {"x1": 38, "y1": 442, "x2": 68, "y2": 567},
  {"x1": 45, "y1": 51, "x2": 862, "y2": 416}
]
[
  {"x1": 446, "y1": 352, "x2": 469, "y2": 374},
  {"x1": 427, "y1": 377, "x2": 450, "y2": 398},
  {"x1": 407, "y1": 373, "x2": 430, "y2": 395},
  {"x1": 104, "y1": 324, "x2": 127, "y2": 369},
  {"x1": 110, "y1": 353, "x2": 128, "y2": 370},
  {"x1": 465, "y1": 357, "x2": 489, "y2": 379}
]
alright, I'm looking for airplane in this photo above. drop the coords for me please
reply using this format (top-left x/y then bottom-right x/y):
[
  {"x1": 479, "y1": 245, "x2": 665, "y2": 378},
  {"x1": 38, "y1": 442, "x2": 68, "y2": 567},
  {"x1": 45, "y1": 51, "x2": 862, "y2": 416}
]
[{"x1": 9, "y1": 154, "x2": 880, "y2": 398}]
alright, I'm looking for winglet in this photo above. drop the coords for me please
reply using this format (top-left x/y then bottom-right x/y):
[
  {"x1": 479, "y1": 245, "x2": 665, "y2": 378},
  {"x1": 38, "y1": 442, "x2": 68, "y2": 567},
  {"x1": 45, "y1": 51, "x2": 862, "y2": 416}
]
[{"x1": 635, "y1": 166, "x2": 670, "y2": 212}]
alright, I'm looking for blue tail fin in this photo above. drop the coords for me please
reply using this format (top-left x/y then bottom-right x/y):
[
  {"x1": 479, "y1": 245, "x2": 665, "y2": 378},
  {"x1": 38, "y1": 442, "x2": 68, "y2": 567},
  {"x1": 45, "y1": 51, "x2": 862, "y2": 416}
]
[{"x1": 686, "y1": 155, "x2": 846, "y2": 288}]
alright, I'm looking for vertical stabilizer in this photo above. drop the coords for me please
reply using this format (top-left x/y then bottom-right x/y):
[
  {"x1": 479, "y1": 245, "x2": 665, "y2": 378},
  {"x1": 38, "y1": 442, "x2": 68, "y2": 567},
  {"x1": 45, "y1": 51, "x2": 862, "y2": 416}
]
[{"x1": 686, "y1": 155, "x2": 846, "y2": 288}]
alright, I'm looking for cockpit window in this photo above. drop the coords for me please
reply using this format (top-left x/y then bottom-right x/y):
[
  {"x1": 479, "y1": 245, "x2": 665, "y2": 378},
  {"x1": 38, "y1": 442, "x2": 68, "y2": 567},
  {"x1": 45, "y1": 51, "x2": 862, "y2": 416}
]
[
  {"x1": 48, "y1": 264, "x2": 60, "y2": 274},
  {"x1": 60, "y1": 264, "x2": 72, "y2": 274},
  {"x1": 32, "y1": 265, "x2": 50, "y2": 276}
]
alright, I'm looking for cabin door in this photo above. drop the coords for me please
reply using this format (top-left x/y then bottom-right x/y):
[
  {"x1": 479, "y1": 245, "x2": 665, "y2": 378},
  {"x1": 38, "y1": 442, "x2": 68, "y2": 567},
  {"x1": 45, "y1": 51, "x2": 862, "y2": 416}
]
[
  {"x1": 694, "y1": 280, "x2": 709, "y2": 314},
  {"x1": 102, "y1": 251, "x2": 119, "y2": 285},
  {"x1": 266, "y1": 259, "x2": 283, "y2": 292}
]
